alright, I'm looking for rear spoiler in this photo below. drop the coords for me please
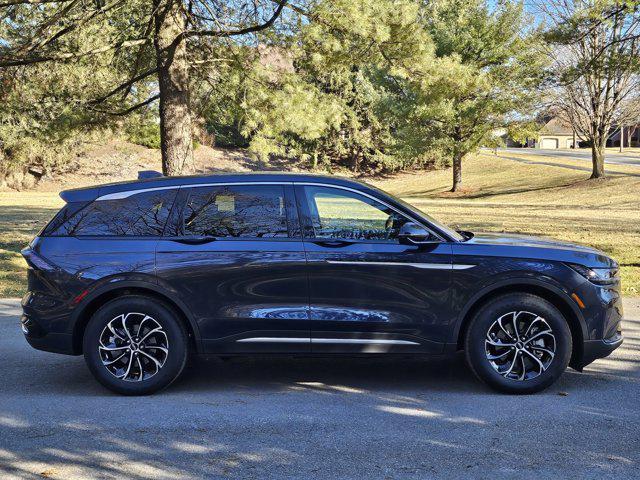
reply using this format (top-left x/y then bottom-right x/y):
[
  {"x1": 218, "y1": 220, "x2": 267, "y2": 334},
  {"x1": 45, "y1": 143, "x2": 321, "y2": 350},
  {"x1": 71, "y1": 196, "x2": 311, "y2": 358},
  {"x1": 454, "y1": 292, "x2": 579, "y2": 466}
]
[{"x1": 59, "y1": 187, "x2": 101, "y2": 203}]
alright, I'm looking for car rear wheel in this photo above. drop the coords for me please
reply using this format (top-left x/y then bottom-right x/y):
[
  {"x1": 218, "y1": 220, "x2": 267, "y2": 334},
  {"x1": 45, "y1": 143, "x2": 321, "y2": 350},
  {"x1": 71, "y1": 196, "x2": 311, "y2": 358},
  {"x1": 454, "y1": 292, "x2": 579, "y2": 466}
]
[
  {"x1": 83, "y1": 295, "x2": 188, "y2": 395},
  {"x1": 464, "y1": 293, "x2": 572, "y2": 394}
]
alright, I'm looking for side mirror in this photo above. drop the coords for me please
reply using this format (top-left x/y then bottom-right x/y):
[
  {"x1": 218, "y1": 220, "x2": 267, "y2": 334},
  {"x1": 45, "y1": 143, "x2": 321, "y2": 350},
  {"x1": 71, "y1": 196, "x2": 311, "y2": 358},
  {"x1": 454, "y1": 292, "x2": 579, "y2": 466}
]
[{"x1": 398, "y1": 222, "x2": 431, "y2": 243}]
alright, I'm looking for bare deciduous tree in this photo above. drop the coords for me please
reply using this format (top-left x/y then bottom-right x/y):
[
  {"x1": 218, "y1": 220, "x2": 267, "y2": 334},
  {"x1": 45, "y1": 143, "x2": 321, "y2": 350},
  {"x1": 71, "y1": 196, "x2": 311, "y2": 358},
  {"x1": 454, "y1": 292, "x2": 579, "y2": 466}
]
[{"x1": 541, "y1": 0, "x2": 640, "y2": 178}]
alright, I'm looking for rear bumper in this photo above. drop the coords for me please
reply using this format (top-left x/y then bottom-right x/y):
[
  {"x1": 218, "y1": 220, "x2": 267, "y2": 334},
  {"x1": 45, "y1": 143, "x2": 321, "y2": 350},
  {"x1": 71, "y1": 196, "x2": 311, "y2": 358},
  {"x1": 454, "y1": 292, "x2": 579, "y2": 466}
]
[
  {"x1": 21, "y1": 293, "x2": 78, "y2": 355},
  {"x1": 23, "y1": 329, "x2": 76, "y2": 355}
]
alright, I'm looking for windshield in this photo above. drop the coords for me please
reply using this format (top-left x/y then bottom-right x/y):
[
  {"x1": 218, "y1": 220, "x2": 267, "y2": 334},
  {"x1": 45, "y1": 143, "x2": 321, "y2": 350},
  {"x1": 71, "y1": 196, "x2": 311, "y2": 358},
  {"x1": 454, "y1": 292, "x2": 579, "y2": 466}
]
[{"x1": 374, "y1": 188, "x2": 465, "y2": 242}]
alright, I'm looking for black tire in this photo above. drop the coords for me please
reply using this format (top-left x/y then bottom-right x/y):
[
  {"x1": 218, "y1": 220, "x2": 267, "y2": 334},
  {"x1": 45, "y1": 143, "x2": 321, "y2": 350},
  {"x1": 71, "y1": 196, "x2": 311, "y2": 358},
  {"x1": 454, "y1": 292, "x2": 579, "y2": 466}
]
[
  {"x1": 83, "y1": 295, "x2": 188, "y2": 395},
  {"x1": 464, "y1": 293, "x2": 572, "y2": 394}
]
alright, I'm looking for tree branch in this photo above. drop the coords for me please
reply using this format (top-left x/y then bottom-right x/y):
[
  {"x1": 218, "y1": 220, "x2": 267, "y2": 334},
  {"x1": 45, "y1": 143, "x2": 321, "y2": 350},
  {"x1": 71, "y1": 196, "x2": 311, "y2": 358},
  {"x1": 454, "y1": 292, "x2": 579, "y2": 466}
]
[
  {"x1": 186, "y1": 0, "x2": 287, "y2": 38},
  {"x1": 89, "y1": 94, "x2": 160, "y2": 116},
  {"x1": 0, "y1": 38, "x2": 149, "y2": 67},
  {"x1": 89, "y1": 67, "x2": 158, "y2": 105},
  {"x1": 0, "y1": 0, "x2": 72, "y2": 7}
]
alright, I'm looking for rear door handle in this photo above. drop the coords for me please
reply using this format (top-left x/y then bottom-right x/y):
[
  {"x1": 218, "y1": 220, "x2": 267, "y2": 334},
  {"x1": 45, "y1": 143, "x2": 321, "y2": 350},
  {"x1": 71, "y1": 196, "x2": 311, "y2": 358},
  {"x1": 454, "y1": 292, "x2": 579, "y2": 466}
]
[{"x1": 172, "y1": 236, "x2": 217, "y2": 245}]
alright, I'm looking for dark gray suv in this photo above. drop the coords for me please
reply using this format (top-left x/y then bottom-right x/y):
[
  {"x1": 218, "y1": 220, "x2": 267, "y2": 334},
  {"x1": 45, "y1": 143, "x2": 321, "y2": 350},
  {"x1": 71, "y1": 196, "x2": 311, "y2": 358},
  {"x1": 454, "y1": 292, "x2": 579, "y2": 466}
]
[{"x1": 21, "y1": 173, "x2": 623, "y2": 395}]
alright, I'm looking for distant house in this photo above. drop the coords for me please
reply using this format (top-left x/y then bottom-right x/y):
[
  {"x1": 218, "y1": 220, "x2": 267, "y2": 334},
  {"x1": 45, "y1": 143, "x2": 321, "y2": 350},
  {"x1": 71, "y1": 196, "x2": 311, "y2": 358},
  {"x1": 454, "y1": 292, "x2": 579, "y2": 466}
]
[
  {"x1": 607, "y1": 125, "x2": 640, "y2": 148},
  {"x1": 529, "y1": 116, "x2": 577, "y2": 149}
]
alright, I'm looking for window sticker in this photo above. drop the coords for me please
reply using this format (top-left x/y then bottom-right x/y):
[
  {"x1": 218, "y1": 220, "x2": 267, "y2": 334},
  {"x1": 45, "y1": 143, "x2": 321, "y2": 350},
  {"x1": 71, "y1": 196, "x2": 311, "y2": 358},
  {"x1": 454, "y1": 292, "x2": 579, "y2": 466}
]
[{"x1": 216, "y1": 195, "x2": 235, "y2": 212}]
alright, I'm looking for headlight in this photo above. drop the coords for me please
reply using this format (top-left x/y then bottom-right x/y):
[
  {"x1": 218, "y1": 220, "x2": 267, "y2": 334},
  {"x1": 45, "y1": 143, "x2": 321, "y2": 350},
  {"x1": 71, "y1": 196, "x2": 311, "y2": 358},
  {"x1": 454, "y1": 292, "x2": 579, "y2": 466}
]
[{"x1": 566, "y1": 263, "x2": 619, "y2": 285}]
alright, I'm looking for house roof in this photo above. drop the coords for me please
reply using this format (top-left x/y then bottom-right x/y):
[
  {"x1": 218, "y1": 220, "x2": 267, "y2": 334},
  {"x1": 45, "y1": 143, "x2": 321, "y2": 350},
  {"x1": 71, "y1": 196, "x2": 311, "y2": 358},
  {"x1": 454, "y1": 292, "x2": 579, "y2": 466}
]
[{"x1": 541, "y1": 116, "x2": 574, "y2": 136}]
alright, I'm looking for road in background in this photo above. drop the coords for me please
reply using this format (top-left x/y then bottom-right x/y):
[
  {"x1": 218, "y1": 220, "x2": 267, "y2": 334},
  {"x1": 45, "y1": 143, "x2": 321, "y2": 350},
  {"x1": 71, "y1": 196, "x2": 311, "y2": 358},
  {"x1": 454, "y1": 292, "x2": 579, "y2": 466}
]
[
  {"x1": 1, "y1": 298, "x2": 639, "y2": 479},
  {"x1": 500, "y1": 148, "x2": 640, "y2": 166}
]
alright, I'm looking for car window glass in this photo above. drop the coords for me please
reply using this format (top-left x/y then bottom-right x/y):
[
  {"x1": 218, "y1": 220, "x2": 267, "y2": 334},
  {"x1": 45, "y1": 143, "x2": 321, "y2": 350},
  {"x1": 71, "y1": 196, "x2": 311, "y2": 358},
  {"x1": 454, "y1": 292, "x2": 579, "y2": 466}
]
[
  {"x1": 183, "y1": 185, "x2": 289, "y2": 238},
  {"x1": 53, "y1": 190, "x2": 177, "y2": 236},
  {"x1": 304, "y1": 186, "x2": 410, "y2": 242}
]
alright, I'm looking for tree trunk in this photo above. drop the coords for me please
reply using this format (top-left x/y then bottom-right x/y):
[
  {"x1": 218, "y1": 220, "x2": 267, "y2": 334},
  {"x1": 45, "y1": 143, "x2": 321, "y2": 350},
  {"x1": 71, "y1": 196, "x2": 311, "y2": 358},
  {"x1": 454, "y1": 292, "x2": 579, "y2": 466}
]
[
  {"x1": 451, "y1": 153, "x2": 463, "y2": 192},
  {"x1": 154, "y1": 0, "x2": 193, "y2": 176},
  {"x1": 590, "y1": 140, "x2": 605, "y2": 179}
]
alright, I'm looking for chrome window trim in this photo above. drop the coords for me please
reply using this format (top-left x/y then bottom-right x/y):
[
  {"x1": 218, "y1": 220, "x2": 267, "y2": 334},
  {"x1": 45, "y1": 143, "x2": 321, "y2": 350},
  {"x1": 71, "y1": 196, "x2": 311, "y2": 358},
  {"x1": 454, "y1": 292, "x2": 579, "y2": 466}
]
[
  {"x1": 94, "y1": 180, "x2": 446, "y2": 241},
  {"x1": 95, "y1": 182, "x2": 294, "y2": 201}
]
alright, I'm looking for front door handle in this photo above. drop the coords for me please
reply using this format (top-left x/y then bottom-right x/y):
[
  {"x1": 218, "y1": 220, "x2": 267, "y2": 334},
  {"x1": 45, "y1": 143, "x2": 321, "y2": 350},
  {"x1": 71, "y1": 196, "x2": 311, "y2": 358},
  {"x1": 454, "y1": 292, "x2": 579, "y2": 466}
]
[{"x1": 311, "y1": 239, "x2": 354, "y2": 248}]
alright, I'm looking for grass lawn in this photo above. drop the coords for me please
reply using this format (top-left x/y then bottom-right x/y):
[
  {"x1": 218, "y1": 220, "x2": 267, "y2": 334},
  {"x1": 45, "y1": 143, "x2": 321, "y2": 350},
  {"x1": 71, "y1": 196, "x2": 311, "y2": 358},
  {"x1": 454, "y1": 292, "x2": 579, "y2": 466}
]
[{"x1": 0, "y1": 150, "x2": 638, "y2": 297}]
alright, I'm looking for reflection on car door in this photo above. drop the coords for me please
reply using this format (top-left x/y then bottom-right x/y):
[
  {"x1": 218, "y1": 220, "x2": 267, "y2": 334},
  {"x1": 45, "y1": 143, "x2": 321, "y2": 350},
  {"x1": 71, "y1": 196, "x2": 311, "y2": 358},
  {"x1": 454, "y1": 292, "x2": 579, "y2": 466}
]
[
  {"x1": 156, "y1": 183, "x2": 310, "y2": 354},
  {"x1": 295, "y1": 184, "x2": 453, "y2": 354}
]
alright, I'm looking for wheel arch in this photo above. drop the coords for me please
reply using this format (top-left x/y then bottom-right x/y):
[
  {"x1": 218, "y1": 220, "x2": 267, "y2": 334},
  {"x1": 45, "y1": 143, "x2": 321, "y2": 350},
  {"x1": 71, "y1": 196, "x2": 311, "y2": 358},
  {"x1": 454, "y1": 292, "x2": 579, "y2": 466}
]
[
  {"x1": 454, "y1": 280, "x2": 586, "y2": 370},
  {"x1": 70, "y1": 282, "x2": 201, "y2": 355}
]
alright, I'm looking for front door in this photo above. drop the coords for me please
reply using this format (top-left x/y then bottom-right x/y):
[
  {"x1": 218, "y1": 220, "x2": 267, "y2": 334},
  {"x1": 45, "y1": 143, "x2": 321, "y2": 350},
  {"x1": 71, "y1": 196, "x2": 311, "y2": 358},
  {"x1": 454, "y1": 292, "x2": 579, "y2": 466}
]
[
  {"x1": 296, "y1": 184, "x2": 453, "y2": 354},
  {"x1": 156, "y1": 183, "x2": 310, "y2": 354}
]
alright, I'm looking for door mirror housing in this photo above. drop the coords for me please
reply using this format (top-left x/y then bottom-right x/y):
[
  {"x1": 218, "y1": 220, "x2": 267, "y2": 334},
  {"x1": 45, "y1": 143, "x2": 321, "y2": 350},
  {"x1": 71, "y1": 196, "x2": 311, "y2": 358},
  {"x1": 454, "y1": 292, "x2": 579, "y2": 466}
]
[{"x1": 398, "y1": 222, "x2": 432, "y2": 243}]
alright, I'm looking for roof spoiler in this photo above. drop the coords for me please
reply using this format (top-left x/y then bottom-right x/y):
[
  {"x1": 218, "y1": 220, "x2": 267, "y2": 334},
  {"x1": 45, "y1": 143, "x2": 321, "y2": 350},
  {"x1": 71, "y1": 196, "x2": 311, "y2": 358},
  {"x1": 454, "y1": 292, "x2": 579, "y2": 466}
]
[{"x1": 138, "y1": 170, "x2": 163, "y2": 179}]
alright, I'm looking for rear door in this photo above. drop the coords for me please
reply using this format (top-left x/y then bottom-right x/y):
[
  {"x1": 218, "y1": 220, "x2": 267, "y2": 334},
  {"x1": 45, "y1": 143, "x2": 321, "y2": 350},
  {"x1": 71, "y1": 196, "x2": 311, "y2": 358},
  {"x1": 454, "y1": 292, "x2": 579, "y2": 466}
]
[
  {"x1": 156, "y1": 183, "x2": 310, "y2": 354},
  {"x1": 296, "y1": 184, "x2": 453, "y2": 354}
]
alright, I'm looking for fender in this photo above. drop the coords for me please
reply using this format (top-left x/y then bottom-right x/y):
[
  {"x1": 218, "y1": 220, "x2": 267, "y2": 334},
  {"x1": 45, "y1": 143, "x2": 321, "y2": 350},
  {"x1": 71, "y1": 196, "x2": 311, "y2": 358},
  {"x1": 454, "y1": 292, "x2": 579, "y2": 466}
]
[
  {"x1": 69, "y1": 275, "x2": 202, "y2": 351},
  {"x1": 450, "y1": 276, "x2": 587, "y2": 345}
]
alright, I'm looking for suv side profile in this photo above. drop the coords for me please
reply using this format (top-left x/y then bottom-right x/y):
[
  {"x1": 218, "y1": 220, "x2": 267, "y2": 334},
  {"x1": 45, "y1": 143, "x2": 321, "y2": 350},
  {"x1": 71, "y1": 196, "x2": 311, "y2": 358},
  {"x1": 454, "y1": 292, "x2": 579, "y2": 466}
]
[{"x1": 21, "y1": 173, "x2": 623, "y2": 395}]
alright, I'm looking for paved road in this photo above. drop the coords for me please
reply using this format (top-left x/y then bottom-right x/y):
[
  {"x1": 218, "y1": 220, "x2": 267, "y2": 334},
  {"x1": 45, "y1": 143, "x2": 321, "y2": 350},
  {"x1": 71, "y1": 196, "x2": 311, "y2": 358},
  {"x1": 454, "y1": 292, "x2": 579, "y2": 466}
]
[
  {"x1": 1, "y1": 298, "x2": 639, "y2": 479},
  {"x1": 500, "y1": 148, "x2": 640, "y2": 166}
]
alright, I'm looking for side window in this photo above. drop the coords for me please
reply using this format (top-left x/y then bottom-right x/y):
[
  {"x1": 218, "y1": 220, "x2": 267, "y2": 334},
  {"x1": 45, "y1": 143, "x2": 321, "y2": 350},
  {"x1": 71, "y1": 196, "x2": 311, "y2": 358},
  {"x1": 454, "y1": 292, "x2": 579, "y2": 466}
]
[
  {"x1": 183, "y1": 185, "x2": 290, "y2": 238},
  {"x1": 303, "y1": 186, "x2": 411, "y2": 242},
  {"x1": 53, "y1": 189, "x2": 177, "y2": 237}
]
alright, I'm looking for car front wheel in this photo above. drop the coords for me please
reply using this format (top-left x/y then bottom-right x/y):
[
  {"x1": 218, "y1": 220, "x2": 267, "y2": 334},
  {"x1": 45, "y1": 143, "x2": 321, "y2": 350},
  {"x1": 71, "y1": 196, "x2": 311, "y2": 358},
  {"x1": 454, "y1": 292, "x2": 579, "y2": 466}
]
[
  {"x1": 465, "y1": 293, "x2": 572, "y2": 394},
  {"x1": 83, "y1": 295, "x2": 188, "y2": 395}
]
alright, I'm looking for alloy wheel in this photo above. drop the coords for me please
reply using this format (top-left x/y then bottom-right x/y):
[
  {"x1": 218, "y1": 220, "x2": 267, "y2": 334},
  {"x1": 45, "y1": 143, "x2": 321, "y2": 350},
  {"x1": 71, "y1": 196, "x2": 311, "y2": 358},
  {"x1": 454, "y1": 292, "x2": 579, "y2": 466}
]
[
  {"x1": 485, "y1": 311, "x2": 556, "y2": 381},
  {"x1": 98, "y1": 312, "x2": 169, "y2": 382}
]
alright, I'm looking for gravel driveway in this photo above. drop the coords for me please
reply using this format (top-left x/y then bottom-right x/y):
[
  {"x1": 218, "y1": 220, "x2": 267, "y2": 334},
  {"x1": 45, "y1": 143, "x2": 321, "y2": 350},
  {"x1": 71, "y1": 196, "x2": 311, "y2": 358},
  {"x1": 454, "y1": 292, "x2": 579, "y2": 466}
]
[{"x1": 1, "y1": 298, "x2": 639, "y2": 479}]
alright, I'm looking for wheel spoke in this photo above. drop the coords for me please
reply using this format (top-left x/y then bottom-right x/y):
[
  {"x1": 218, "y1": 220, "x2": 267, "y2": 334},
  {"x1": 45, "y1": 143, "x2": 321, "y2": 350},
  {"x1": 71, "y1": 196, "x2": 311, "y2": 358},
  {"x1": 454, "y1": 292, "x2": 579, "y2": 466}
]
[
  {"x1": 523, "y1": 316, "x2": 543, "y2": 338},
  {"x1": 524, "y1": 330, "x2": 554, "y2": 344},
  {"x1": 138, "y1": 327, "x2": 164, "y2": 344},
  {"x1": 116, "y1": 351, "x2": 135, "y2": 379},
  {"x1": 486, "y1": 338, "x2": 516, "y2": 347},
  {"x1": 99, "y1": 343, "x2": 129, "y2": 352},
  {"x1": 487, "y1": 349, "x2": 512, "y2": 360},
  {"x1": 517, "y1": 354, "x2": 526, "y2": 380},
  {"x1": 497, "y1": 316, "x2": 516, "y2": 341},
  {"x1": 107, "y1": 316, "x2": 126, "y2": 341},
  {"x1": 102, "y1": 352, "x2": 127, "y2": 366},
  {"x1": 529, "y1": 345, "x2": 555, "y2": 359},
  {"x1": 121, "y1": 313, "x2": 137, "y2": 342},
  {"x1": 136, "y1": 356, "x2": 144, "y2": 381},
  {"x1": 501, "y1": 353, "x2": 519, "y2": 377},
  {"x1": 512, "y1": 312, "x2": 521, "y2": 341},
  {"x1": 522, "y1": 348, "x2": 546, "y2": 373},
  {"x1": 142, "y1": 345, "x2": 168, "y2": 354},
  {"x1": 137, "y1": 315, "x2": 152, "y2": 337},
  {"x1": 139, "y1": 350, "x2": 163, "y2": 368}
]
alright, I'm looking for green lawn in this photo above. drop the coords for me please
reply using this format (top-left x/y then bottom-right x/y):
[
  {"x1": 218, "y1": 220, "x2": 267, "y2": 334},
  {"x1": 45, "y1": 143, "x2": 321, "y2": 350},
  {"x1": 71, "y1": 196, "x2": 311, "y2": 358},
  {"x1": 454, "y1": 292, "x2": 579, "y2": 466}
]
[{"x1": 1, "y1": 150, "x2": 639, "y2": 297}]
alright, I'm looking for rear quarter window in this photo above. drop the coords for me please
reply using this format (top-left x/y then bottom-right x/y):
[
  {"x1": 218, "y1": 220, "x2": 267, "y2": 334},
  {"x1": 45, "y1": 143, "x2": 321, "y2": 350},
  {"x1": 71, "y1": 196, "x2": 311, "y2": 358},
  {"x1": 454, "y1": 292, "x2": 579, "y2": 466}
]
[{"x1": 48, "y1": 190, "x2": 178, "y2": 237}]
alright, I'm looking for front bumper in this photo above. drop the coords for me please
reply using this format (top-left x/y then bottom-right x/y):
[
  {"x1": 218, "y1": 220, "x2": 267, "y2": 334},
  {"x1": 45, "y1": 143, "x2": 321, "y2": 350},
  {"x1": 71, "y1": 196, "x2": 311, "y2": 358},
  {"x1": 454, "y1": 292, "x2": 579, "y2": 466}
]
[
  {"x1": 579, "y1": 334, "x2": 624, "y2": 369},
  {"x1": 570, "y1": 277, "x2": 624, "y2": 369}
]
